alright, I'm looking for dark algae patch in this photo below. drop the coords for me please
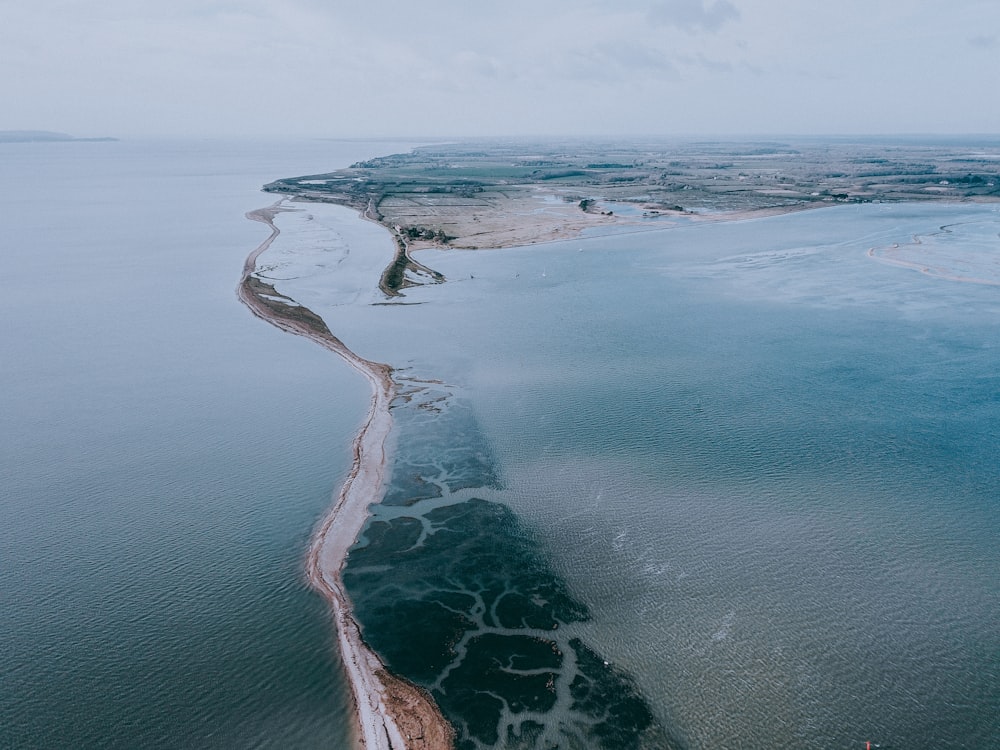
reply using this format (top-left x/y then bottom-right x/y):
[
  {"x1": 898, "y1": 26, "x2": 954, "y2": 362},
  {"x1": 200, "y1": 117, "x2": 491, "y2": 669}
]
[
  {"x1": 568, "y1": 639, "x2": 661, "y2": 749},
  {"x1": 345, "y1": 499, "x2": 672, "y2": 749},
  {"x1": 382, "y1": 377, "x2": 503, "y2": 507},
  {"x1": 344, "y1": 382, "x2": 676, "y2": 749}
]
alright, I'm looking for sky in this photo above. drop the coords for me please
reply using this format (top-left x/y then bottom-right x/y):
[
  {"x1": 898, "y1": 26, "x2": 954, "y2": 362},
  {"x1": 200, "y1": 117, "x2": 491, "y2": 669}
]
[{"x1": 3, "y1": 0, "x2": 999, "y2": 138}]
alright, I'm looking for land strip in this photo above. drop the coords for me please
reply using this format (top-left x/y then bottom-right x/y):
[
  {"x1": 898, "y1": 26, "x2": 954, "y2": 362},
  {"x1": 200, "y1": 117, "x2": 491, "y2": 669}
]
[{"x1": 240, "y1": 203, "x2": 454, "y2": 750}]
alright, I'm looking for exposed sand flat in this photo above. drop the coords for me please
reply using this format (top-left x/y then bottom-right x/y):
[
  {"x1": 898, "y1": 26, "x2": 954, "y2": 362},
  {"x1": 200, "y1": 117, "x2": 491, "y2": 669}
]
[
  {"x1": 374, "y1": 189, "x2": 823, "y2": 253},
  {"x1": 380, "y1": 188, "x2": 622, "y2": 250},
  {"x1": 867, "y1": 227, "x2": 1000, "y2": 286},
  {"x1": 240, "y1": 202, "x2": 454, "y2": 750}
]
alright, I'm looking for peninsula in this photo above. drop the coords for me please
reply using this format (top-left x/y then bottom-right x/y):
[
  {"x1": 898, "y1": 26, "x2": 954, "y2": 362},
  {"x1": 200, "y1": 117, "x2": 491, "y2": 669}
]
[{"x1": 244, "y1": 137, "x2": 1000, "y2": 748}]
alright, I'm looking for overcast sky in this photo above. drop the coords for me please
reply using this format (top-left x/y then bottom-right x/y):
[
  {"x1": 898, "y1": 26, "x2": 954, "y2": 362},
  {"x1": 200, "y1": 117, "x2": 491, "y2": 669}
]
[{"x1": 3, "y1": 0, "x2": 998, "y2": 138}]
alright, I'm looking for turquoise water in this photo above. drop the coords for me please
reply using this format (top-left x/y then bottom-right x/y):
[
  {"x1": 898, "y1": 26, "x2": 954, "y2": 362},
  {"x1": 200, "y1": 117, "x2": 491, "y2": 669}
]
[
  {"x1": 8, "y1": 137, "x2": 996, "y2": 750},
  {"x1": 0, "y1": 139, "x2": 415, "y2": 748},
  {"x1": 267, "y1": 200, "x2": 999, "y2": 748}
]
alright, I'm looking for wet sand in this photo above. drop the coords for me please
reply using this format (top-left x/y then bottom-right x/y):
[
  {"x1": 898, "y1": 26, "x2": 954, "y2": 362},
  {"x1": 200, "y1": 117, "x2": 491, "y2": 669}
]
[
  {"x1": 240, "y1": 203, "x2": 454, "y2": 749},
  {"x1": 867, "y1": 225, "x2": 1000, "y2": 286}
]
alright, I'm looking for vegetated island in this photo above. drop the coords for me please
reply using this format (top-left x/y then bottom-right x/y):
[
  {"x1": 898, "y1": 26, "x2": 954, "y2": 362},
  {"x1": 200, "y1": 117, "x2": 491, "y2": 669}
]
[
  {"x1": 0, "y1": 130, "x2": 118, "y2": 143},
  {"x1": 244, "y1": 137, "x2": 1000, "y2": 749},
  {"x1": 264, "y1": 136, "x2": 1000, "y2": 294}
]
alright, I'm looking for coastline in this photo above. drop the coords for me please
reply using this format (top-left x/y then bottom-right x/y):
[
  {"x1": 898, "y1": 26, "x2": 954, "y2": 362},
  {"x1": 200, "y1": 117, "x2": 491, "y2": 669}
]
[
  {"x1": 264, "y1": 138, "x2": 1000, "y2": 262},
  {"x1": 242, "y1": 183, "x2": 1000, "y2": 749},
  {"x1": 240, "y1": 202, "x2": 454, "y2": 749}
]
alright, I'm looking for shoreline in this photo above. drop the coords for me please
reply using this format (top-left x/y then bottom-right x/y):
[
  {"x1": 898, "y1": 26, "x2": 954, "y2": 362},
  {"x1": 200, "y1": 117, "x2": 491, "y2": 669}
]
[
  {"x1": 866, "y1": 222, "x2": 1000, "y2": 286},
  {"x1": 240, "y1": 202, "x2": 454, "y2": 749},
  {"x1": 241, "y1": 189, "x2": 999, "y2": 748},
  {"x1": 264, "y1": 138, "x2": 1000, "y2": 260}
]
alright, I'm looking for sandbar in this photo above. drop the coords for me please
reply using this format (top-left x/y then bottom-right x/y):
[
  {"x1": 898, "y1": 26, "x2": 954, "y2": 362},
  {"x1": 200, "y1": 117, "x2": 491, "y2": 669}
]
[{"x1": 240, "y1": 203, "x2": 454, "y2": 749}]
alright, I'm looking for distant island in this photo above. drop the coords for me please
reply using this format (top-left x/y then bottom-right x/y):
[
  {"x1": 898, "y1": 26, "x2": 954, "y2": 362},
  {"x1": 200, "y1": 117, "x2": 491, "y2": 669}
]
[{"x1": 0, "y1": 130, "x2": 117, "y2": 143}]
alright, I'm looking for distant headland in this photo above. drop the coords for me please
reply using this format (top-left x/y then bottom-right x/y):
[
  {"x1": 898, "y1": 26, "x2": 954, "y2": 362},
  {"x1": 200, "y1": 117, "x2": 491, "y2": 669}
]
[
  {"x1": 263, "y1": 136, "x2": 1000, "y2": 293},
  {"x1": 0, "y1": 130, "x2": 118, "y2": 143}
]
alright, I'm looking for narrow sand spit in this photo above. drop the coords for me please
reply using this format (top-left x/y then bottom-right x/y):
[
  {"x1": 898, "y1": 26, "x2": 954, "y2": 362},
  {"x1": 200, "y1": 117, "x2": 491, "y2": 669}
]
[
  {"x1": 240, "y1": 201, "x2": 454, "y2": 749},
  {"x1": 866, "y1": 229, "x2": 1000, "y2": 286},
  {"x1": 236, "y1": 196, "x2": 822, "y2": 749}
]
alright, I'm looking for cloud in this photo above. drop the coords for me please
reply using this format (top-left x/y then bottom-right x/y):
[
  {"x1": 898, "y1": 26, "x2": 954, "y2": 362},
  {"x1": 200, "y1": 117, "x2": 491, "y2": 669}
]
[
  {"x1": 4, "y1": 0, "x2": 999, "y2": 136},
  {"x1": 565, "y1": 42, "x2": 678, "y2": 82},
  {"x1": 453, "y1": 50, "x2": 501, "y2": 79},
  {"x1": 647, "y1": 0, "x2": 740, "y2": 32},
  {"x1": 697, "y1": 54, "x2": 733, "y2": 73}
]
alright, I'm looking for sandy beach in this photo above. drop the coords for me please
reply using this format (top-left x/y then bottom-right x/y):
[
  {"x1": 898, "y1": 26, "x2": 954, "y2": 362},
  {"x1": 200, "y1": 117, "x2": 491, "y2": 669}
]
[{"x1": 241, "y1": 203, "x2": 454, "y2": 749}]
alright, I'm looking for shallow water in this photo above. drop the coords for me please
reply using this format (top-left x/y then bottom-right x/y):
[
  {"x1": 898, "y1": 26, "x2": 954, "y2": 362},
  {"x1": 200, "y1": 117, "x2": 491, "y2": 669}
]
[
  {"x1": 0, "y1": 138, "x2": 415, "y2": 748},
  {"x1": 343, "y1": 381, "x2": 670, "y2": 749},
  {"x1": 267, "y1": 200, "x2": 1000, "y2": 748}
]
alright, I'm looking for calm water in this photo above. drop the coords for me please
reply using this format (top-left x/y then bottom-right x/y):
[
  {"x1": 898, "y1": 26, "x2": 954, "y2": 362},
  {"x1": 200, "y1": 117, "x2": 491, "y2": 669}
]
[
  {"x1": 0, "y1": 138, "x2": 415, "y2": 748},
  {"x1": 7, "y1": 138, "x2": 998, "y2": 750},
  {"x1": 265, "y1": 199, "x2": 1000, "y2": 749}
]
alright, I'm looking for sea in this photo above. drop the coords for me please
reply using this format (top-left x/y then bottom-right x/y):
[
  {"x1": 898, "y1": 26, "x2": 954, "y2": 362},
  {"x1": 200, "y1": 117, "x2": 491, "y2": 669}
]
[
  {"x1": 0, "y1": 138, "x2": 414, "y2": 748},
  {"x1": 2, "y1": 139, "x2": 998, "y2": 750}
]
